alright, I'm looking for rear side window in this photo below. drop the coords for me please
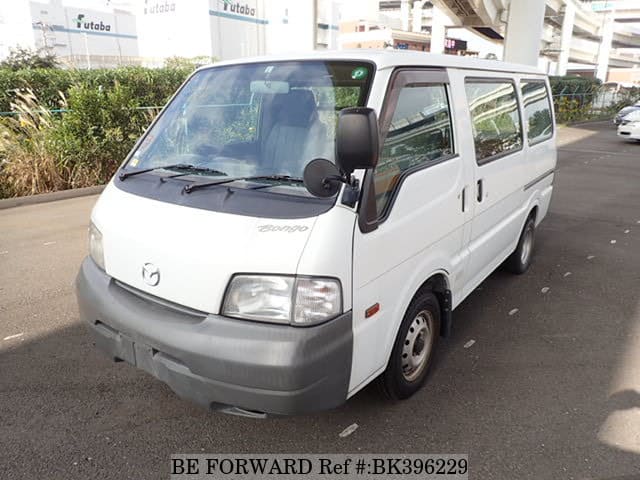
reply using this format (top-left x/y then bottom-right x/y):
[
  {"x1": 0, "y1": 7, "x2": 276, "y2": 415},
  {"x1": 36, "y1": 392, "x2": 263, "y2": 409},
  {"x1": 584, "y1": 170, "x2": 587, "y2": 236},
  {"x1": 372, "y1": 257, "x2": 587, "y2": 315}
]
[
  {"x1": 465, "y1": 80, "x2": 522, "y2": 163},
  {"x1": 521, "y1": 80, "x2": 553, "y2": 145},
  {"x1": 374, "y1": 84, "x2": 454, "y2": 215}
]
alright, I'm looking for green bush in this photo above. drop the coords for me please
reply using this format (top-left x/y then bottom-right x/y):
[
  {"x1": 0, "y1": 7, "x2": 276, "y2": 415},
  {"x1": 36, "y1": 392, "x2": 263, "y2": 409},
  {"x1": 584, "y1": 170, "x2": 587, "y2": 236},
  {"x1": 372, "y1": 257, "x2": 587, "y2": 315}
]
[
  {"x1": 48, "y1": 82, "x2": 158, "y2": 186},
  {"x1": 0, "y1": 66, "x2": 193, "y2": 198},
  {"x1": 549, "y1": 75, "x2": 601, "y2": 97},
  {"x1": 0, "y1": 66, "x2": 192, "y2": 113},
  {"x1": 0, "y1": 47, "x2": 58, "y2": 71}
]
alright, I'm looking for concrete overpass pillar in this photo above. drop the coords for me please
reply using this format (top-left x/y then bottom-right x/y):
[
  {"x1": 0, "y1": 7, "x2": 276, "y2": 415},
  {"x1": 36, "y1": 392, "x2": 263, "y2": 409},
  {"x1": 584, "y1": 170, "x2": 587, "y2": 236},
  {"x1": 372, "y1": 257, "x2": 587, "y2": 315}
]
[
  {"x1": 556, "y1": 2, "x2": 576, "y2": 76},
  {"x1": 596, "y1": 14, "x2": 614, "y2": 82},
  {"x1": 401, "y1": 0, "x2": 410, "y2": 31},
  {"x1": 503, "y1": 0, "x2": 546, "y2": 66},
  {"x1": 429, "y1": 4, "x2": 447, "y2": 53},
  {"x1": 412, "y1": 1, "x2": 426, "y2": 33}
]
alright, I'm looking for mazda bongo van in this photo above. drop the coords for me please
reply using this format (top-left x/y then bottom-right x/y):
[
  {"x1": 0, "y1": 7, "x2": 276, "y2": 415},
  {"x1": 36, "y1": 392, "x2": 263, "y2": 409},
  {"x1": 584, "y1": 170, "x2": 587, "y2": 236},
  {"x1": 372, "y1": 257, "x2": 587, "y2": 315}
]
[{"x1": 76, "y1": 51, "x2": 556, "y2": 416}]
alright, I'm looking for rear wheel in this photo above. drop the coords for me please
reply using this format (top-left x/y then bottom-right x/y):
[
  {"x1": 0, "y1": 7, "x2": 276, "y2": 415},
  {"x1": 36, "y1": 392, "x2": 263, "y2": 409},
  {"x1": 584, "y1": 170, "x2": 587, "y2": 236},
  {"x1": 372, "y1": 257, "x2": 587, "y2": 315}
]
[
  {"x1": 504, "y1": 216, "x2": 536, "y2": 274},
  {"x1": 379, "y1": 291, "x2": 440, "y2": 400}
]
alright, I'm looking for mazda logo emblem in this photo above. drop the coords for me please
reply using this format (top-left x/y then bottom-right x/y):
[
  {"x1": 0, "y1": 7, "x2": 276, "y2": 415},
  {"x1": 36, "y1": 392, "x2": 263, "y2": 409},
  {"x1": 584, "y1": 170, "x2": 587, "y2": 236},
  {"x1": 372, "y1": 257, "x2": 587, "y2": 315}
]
[{"x1": 142, "y1": 262, "x2": 160, "y2": 286}]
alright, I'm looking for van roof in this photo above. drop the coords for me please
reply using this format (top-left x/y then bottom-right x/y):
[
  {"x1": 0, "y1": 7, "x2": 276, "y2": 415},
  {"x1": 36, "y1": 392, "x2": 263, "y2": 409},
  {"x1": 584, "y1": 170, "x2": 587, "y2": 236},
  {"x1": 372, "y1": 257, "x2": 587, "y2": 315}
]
[{"x1": 206, "y1": 49, "x2": 544, "y2": 76}]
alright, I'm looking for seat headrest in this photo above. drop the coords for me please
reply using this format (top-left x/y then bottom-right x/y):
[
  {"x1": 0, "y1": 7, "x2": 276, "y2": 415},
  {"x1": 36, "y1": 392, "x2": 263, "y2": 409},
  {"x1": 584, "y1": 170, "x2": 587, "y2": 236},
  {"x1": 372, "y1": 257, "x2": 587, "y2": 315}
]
[{"x1": 271, "y1": 90, "x2": 318, "y2": 127}]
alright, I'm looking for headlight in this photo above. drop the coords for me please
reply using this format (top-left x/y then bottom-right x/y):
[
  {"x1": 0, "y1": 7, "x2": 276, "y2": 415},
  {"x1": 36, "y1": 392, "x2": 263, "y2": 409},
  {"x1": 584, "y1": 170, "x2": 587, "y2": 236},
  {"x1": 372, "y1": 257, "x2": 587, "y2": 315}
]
[
  {"x1": 89, "y1": 221, "x2": 105, "y2": 270},
  {"x1": 222, "y1": 275, "x2": 342, "y2": 326}
]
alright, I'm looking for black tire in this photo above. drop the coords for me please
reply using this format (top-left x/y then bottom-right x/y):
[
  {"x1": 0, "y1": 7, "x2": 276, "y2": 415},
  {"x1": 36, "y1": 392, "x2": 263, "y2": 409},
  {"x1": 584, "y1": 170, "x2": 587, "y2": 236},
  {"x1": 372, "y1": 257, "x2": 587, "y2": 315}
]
[
  {"x1": 379, "y1": 291, "x2": 440, "y2": 400},
  {"x1": 504, "y1": 216, "x2": 536, "y2": 274}
]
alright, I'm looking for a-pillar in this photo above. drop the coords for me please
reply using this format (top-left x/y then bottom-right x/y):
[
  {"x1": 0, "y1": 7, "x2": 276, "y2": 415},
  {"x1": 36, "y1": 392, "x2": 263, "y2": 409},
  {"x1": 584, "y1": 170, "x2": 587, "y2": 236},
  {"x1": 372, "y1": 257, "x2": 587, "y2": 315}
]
[{"x1": 503, "y1": 0, "x2": 546, "y2": 66}]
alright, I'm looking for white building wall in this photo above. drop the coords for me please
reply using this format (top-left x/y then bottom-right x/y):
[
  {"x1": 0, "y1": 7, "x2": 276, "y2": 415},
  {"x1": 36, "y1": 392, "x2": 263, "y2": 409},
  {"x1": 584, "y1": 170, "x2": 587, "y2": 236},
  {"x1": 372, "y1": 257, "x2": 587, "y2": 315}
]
[
  {"x1": 1, "y1": 0, "x2": 335, "y2": 66},
  {"x1": 54, "y1": 5, "x2": 138, "y2": 59},
  {"x1": 136, "y1": 0, "x2": 211, "y2": 63},
  {"x1": 275, "y1": 0, "x2": 315, "y2": 53},
  {"x1": 209, "y1": 0, "x2": 268, "y2": 59},
  {"x1": 316, "y1": 0, "x2": 339, "y2": 50},
  {"x1": 264, "y1": 0, "x2": 293, "y2": 55},
  {"x1": 266, "y1": 0, "x2": 339, "y2": 54},
  {"x1": 137, "y1": 0, "x2": 318, "y2": 62},
  {"x1": 0, "y1": 0, "x2": 138, "y2": 67}
]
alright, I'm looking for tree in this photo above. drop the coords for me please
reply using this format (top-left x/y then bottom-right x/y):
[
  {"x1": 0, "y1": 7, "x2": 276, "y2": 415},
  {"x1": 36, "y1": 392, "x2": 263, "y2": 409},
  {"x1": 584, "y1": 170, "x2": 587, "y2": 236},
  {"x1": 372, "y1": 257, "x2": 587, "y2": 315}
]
[{"x1": 0, "y1": 47, "x2": 58, "y2": 71}]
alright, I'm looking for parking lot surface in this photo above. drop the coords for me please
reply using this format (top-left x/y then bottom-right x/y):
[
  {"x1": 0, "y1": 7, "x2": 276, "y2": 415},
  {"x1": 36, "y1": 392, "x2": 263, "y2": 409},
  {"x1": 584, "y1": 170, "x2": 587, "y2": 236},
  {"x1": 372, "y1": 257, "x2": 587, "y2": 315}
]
[{"x1": 1, "y1": 121, "x2": 639, "y2": 479}]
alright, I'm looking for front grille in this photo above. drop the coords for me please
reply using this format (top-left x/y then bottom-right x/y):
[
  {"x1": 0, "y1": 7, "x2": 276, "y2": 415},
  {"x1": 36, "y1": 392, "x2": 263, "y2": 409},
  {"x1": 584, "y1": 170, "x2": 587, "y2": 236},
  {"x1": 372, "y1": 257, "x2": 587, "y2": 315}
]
[{"x1": 114, "y1": 279, "x2": 208, "y2": 319}]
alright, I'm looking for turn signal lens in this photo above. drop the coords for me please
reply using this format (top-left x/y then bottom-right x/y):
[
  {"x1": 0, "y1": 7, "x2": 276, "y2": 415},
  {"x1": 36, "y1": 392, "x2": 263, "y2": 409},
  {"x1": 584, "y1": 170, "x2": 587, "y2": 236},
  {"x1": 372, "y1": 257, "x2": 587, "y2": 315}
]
[
  {"x1": 293, "y1": 278, "x2": 342, "y2": 325},
  {"x1": 88, "y1": 221, "x2": 105, "y2": 271}
]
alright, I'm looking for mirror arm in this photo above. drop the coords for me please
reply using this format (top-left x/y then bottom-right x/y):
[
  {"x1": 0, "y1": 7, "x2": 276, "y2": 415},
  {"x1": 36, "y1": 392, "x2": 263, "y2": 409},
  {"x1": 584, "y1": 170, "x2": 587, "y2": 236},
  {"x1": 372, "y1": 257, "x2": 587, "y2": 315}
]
[
  {"x1": 323, "y1": 173, "x2": 360, "y2": 208},
  {"x1": 323, "y1": 173, "x2": 356, "y2": 187}
]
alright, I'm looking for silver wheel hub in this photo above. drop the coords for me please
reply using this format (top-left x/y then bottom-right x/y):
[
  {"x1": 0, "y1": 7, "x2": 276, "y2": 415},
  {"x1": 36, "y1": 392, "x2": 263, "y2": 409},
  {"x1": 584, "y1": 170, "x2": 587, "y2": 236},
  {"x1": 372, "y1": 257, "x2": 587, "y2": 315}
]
[{"x1": 401, "y1": 310, "x2": 434, "y2": 382}]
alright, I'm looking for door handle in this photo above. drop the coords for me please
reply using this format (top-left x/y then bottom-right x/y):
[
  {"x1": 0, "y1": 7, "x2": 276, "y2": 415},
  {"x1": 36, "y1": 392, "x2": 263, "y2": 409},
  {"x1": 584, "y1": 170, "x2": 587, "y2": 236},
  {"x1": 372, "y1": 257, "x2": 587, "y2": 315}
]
[
  {"x1": 461, "y1": 185, "x2": 468, "y2": 212},
  {"x1": 477, "y1": 179, "x2": 484, "y2": 202}
]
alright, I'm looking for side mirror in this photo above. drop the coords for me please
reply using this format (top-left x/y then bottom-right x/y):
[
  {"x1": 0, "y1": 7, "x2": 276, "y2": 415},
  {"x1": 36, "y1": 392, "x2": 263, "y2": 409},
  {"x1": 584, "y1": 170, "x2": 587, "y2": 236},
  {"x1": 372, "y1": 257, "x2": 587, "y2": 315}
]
[
  {"x1": 303, "y1": 158, "x2": 342, "y2": 198},
  {"x1": 335, "y1": 107, "x2": 379, "y2": 176}
]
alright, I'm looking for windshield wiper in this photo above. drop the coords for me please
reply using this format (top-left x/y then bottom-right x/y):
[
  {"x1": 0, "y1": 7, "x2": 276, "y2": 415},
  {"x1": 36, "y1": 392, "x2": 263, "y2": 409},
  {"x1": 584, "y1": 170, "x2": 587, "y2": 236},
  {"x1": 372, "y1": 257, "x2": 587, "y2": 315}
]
[
  {"x1": 183, "y1": 175, "x2": 304, "y2": 194},
  {"x1": 119, "y1": 163, "x2": 190, "y2": 181},
  {"x1": 159, "y1": 165, "x2": 228, "y2": 182},
  {"x1": 120, "y1": 163, "x2": 227, "y2": 181}
]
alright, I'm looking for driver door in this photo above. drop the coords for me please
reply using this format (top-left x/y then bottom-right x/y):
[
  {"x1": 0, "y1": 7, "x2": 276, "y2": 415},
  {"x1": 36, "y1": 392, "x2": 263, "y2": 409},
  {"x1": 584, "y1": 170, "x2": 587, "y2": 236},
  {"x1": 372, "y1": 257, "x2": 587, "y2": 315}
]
[{"x1": 349, "y1": 69, "x2": 473, "y2": 393}]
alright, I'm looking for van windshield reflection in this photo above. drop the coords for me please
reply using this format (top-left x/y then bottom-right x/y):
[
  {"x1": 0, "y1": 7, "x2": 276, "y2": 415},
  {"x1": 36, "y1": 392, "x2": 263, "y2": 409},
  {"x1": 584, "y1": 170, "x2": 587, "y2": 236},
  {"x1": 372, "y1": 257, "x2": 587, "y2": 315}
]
[{"x1": 123, "y1": 61, "x2": 373, "y2": 195}]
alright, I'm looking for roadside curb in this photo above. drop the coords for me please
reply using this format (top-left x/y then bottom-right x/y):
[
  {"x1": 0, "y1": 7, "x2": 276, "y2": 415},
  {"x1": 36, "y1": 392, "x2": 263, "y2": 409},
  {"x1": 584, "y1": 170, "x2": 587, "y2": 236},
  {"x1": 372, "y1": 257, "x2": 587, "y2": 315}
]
[
  {"x1": 0, "y1": 185, "x2": 104, "y2": 210},
  {"x1": 565, "y1": 119, "x2": 612, "y2": 127}
]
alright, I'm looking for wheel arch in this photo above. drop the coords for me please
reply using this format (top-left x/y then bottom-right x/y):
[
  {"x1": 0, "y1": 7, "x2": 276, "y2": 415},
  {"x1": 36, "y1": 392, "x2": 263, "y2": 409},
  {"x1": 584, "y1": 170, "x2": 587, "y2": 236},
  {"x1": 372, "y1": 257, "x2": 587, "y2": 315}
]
[
  {"x1": 414, "y1": 272, "x2": 452, "y2": 338},
  {"x1": 377, "y1": 269, "x2": 452, "y2": 384}
]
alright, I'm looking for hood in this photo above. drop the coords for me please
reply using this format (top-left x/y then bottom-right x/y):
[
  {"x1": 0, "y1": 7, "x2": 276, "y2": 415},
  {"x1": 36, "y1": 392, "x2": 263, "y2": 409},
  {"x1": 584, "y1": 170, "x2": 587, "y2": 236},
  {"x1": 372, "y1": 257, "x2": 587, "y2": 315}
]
[{"x1": 92, "y1": 183, "x2": 317, "y2": 313}]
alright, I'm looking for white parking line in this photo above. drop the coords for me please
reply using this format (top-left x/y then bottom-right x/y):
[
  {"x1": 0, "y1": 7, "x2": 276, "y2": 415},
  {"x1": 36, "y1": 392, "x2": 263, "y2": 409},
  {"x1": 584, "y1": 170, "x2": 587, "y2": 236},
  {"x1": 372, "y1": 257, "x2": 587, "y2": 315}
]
[{"x1": 3, "y1": 333, "x2": 24, "y2": 341}]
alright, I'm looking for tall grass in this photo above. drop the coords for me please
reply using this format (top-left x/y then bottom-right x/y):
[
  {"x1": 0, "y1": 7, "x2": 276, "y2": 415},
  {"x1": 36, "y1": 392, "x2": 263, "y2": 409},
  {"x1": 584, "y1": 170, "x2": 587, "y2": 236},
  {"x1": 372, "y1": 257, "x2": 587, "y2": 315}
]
[
  {"x1": 0, "y1": 90, "x2": 65, "y2": 197},
  {"x1": 0, "y1": 86, "x2": 160, "y2": 198},
  {"x1": 0, "y1": 66, "x2": 189, "y2": 199}
]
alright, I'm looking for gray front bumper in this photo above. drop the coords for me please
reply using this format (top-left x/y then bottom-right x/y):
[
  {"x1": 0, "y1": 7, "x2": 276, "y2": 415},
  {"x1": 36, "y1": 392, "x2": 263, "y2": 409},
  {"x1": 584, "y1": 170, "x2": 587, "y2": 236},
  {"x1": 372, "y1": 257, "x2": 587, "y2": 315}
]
[{"x1": 75, "y1": 258, "x2": 353, "y2": 416}]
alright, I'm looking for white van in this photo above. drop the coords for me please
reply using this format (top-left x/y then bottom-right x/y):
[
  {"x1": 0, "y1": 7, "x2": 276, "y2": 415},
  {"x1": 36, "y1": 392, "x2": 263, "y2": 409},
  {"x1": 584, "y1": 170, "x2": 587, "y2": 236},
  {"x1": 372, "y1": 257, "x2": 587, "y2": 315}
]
[{"x1": 76, "y1": 51, "x2": 556, "y2": 417}]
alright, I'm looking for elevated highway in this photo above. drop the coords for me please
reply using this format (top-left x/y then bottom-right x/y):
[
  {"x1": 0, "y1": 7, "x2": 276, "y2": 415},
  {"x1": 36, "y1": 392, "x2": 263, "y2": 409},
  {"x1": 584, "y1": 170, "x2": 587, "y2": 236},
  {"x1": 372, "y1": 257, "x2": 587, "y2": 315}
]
[{"x1": 428, "y1": 0, "x2": 640, "y2": 76}]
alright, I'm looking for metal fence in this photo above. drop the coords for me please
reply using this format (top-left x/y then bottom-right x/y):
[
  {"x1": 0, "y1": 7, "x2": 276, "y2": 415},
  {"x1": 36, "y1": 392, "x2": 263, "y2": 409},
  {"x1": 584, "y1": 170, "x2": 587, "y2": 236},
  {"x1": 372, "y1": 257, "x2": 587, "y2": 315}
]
[
  {"x1": 552, "y1": 90, "x2": 625, "y2": 110},
  {"x1": 0, "y1": 105, "x2": 163, "y2": 117},
  {"x1": 0, "y1": 89, "x2": 637, "y2": 124}
]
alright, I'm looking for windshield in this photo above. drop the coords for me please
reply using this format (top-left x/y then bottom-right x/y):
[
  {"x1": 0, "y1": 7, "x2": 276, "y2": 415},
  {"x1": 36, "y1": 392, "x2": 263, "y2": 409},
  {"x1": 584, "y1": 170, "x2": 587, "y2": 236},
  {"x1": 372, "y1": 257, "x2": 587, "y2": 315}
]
[
  {"x1": 125, "y1": 61, "x2": 374, "y2": 192},
  {"x1": 623, "y1": 109, "x2": 640, "y2": 122}
]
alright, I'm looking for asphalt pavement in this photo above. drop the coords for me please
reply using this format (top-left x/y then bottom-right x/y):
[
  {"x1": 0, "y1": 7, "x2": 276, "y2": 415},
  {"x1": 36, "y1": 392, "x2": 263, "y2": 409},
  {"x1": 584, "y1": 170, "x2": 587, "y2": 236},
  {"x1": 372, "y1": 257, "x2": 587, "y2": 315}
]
[{"x1": 1, "y1": 121, "x2": 639, "y2": 479}]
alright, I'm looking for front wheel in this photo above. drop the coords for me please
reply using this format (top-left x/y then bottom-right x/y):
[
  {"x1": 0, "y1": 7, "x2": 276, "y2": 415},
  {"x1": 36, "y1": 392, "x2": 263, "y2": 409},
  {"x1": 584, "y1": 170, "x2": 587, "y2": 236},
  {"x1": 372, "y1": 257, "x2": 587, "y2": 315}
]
[
  {"x1": 504, "y1": 216, "x2": 536, "y2": 274},
  {"x1": 378, "y1": 291, "x2": 440, "y2": 400}
]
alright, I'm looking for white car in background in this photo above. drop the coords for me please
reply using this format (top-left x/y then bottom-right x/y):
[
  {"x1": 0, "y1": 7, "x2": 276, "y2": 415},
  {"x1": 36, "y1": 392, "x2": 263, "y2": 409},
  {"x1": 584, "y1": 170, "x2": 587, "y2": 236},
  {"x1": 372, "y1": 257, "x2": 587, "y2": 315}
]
[
  {"x1": 613, "y1": 102, "x2": 640, "y2": 125},
  {"x1": 617, "y1": 110, "x2": 640, "y2": 141}
]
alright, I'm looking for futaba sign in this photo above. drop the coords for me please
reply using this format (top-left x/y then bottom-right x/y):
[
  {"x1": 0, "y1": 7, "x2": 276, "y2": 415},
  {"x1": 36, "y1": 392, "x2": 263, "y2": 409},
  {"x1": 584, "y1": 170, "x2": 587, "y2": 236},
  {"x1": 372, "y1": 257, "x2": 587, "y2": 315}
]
[
  {"x1": 74, "y1": 14, "x2": 112, "y2": 32},
  {"x1": 144, "y1": 0, "x2": 176, "y2": 14},
  {"x1": 221, "y1": 0, "x2": 256, "y2": 17}
]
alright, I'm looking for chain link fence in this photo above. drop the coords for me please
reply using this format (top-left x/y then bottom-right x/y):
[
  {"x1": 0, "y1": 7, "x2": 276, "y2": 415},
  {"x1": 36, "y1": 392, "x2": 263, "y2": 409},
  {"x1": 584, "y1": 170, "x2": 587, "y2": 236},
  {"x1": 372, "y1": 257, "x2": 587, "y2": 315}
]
[{"x1": 552, "y1": 83, "x2": 640, "y2": 124}]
